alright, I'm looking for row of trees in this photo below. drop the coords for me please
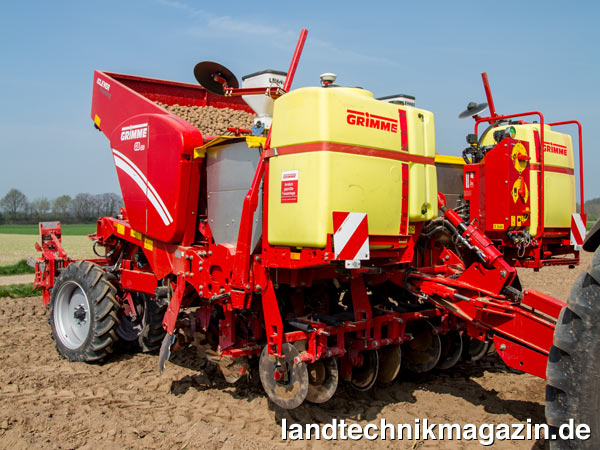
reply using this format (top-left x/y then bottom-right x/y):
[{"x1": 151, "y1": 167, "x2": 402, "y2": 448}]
[{"x1": 0, "y1": 189, "x2": 123, "y2": 224}]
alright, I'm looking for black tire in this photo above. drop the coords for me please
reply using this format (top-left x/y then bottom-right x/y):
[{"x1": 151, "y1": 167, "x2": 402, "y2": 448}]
[
  {"x1": 115, "y1": 293, "x2": 166, "y2": 353},
  {"x1": 138, "y1": 296, "x2": 167, "y2": 352},
  {"x1": 48, "y1": 261, "x2": 120, "y2": 362},
  {"x1": 546, "y1": 253, "x2": 600, "y2": 449}
]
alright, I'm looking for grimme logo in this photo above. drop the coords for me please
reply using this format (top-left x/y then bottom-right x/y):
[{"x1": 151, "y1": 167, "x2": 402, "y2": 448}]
[
  {"x1": 543, "y1": 142, "x2": 568, "y2": 156},
  {"x1": 121, "y1": 123, "x2": 148, "y2": 142},
  {"x1": 346, "y1": 109, "x2": 398, "y2": 133}
]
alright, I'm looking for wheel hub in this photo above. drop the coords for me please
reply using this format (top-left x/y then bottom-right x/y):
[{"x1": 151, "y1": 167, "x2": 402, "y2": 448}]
[{"x1": 73, "y1": 305, "x2": 86, "y2": 322}]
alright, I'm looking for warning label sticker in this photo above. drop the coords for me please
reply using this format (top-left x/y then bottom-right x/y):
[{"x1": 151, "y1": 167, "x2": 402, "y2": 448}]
[{"x1": 281, "y1": 170, "x2": 298, "y2": 203}]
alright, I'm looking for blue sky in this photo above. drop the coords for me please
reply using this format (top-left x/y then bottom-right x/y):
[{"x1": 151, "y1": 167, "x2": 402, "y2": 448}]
[{"x1": 1, "y1": 0, "x2": 598, "y2": 201}]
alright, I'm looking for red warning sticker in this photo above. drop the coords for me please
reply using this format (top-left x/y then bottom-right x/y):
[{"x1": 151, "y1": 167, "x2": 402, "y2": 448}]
[{"x1": 281, "y1": 170, "x2": 298, "y2": 203}]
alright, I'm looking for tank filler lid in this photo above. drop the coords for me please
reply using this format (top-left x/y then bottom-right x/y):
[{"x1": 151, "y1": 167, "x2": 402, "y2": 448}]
[{"x1": 377, "y1": 94, "x2": 416, "y2": 107}]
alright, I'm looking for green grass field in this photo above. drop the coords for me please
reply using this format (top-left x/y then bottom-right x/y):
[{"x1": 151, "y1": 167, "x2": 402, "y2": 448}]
[
  {"x1": 0, "y1": 234, "x2": 95, "y2": 265},
  {"x1": 0, "y1": 260, "x2": 35, "y2": 275},
  {"x1": 0, "y1": 224, "x2": 97, "y2": 266},
  {"x1": 0, "y1": 283, "x2": 41, "y2": 299},
  {"x1": 0, "y1": 223, "x2": 96, "y2": 236}
]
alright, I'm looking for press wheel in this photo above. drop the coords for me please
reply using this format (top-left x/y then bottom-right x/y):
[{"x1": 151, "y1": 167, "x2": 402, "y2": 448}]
[
  {"x1": 436, "y1": 330, "x2": 463, "y2": 370},
  {"x1": 350, "y1": 350, "x2": 379, "y2": 391},
  {"x1": 377, "y1": 344, "x2": 402, "y2": 383},
  {"x1": 402, "y1": 320, "x2": 442, "y2": 373},
  {"x1": 259, "y1": 343, "x2": 308, "y2": 409},
  {"x1": 306, "y1": 357, "x2": 339, "y2": 404}
]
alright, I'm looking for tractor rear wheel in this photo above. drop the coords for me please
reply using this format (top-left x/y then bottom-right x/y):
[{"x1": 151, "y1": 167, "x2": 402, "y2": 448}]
[
  {"x1": 49, "y1": 261, "x2": 120, "y2": 362},
  {"x1": 546, "y1": 251, "x2": 600, "y2": 449}
]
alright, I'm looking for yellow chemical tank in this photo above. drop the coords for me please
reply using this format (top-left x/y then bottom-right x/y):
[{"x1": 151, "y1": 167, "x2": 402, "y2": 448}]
[
  {"x1": 481, "y1": 124, "x2": 575, "y2": 235},
  {"x1": 267, "y1": 86, "x2": 437, "y2": 248}
]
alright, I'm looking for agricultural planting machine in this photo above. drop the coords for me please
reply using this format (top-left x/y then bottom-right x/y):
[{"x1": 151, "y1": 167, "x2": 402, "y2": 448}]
[{"x1": 34, "y1": 29, "x2": 599, "y2": 446}]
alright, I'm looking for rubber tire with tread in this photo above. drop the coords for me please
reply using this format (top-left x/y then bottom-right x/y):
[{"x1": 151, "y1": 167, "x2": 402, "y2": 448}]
[
  {"x1": 48, "y1": 261, "x2": 120, "y2": 362},
  {"x1": 546, "y1": 251, "x2": 600, "y2": 449},
  {"x1": 138, "y1": 296, "x2": 167, "y2": 352}
]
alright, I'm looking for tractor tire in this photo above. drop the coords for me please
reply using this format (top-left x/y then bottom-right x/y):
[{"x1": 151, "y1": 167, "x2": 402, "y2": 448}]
[
  {"x1": 546, "y1": 251, "x2": 600, "y2": 449},
  {"x1": 48, "y1": 261, "x2": 120, "y2": 362}
]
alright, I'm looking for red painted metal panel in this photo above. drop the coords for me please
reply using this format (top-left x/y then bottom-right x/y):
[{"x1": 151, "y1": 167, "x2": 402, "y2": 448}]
[
  {"x1": 400, "y1": 163, "x2": 409, "y2": 235},
  {"x1": 398, "y1": 109, "x2": 408, "y2": 151},
  {"x1": 121, "y1": 269, "x2": 158, "y2": 294},
  {"x1": 111, "y1": 72, "x2": 254, "y2": 113},
  {"x1": 109, "y1": 113, "x2": 203, "y2": 243}
]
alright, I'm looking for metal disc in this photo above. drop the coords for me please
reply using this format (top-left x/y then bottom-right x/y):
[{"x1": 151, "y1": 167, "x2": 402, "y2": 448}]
[
  {"x1": 458, "y1": 101, "x2": 488, "y2": 119},
  {"x1": 377, "y1": 344, "x2": 402, "y2": 383},
  {"x1": 306, "y1": 357, "x2": 339, "y2": 404},
  {"x1": 462, "y1": 335, "x2": 491, "y2": 361},
  {"x1": 259, "y1": 343, "x2": 308, "y2": 409},
  {"x1": 436, "y1": 330, "x2": 463, "y2": 370},
  {"x1": 158, "y1": 333, "x2": 176, "y2": 373},
  {"x1": 402, "y1": 321, "x2": 442, "y2": 373},
  {"x1": 350, "y1": 350, "x2": 379, "y2": 391},
  {"x1": 193, "y1": 61, "x2": 239, "y2": 96}
]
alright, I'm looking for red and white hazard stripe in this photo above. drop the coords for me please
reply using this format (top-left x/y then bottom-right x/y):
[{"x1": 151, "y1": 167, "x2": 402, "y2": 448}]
[
  {"x1": 332, "y1": 212, "x2": 369, "y2": 262},
  {"x1": 570, "y1": 213, "x2": 587, "y2": 248}
]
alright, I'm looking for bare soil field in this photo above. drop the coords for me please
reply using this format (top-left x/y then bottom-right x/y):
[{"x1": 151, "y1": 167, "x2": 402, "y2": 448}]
[
  {"x1": 0, "y1": 274, "x2": 34, "y2": 287},
  {"x1": 0, "y1": 252, "x2": 591, "y2": 449}
]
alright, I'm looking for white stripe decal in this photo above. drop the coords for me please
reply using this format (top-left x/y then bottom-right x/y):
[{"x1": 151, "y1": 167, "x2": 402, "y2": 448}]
[
  {"x1": 334, "y1": 213, "x2": 366, "y2": 255},
  {"x1": 571, "y1": 213, "x2": 586, "y2": 246},
  {"x1": 112, "y1": 150, "x2": 172, "y2": 226},
  {"x1": 121, "y1": 123, "x2": 148, "y2": 131},
  {"x1": 112, "y1": 149, "x2": 173, "y2": 223},
  {"x1": 113, "y1": 149, "x2": 173, "y2": 222},
  {"x1": 354, "y1": 237, "x2": 370, "y2": 261},
  {"x1": 113, "y1": 155, "x2": 170, "y2": 226},
  {"x1": 573, "y1": 214, "x2": 585, "y2": 233}
]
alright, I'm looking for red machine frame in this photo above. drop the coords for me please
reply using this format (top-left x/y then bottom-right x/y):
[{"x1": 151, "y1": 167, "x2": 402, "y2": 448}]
[
  {"x1": 33, "y1": 30, "x2": 585, "y2": 398},
  {"x1": 466, "y1": 75, "x2": 585, "y2": 269}
]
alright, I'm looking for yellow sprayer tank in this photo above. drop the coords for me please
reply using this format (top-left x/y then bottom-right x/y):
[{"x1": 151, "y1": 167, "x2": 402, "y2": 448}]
[
  {"x1": 482, "y1": 124, "x2": 575, "y2": 236},
  {"x1": 267, "y1": 86, "x2": 437, "y2": 248}
]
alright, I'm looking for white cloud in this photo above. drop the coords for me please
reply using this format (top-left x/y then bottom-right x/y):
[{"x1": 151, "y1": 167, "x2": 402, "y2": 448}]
[{"x1": 155, "y1": 0, "x2": 400, "y2": 67}]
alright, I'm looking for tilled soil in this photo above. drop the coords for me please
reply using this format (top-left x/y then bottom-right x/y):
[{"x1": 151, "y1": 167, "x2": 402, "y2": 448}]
[{"x1": 0, "y1": 252, "x2": 591, "y2": 449}]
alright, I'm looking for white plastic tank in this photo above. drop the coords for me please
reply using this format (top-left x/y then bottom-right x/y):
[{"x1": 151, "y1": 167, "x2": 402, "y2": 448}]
[{"x1": 241, "y1": 70, "x2": 286, "y2": 129}]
